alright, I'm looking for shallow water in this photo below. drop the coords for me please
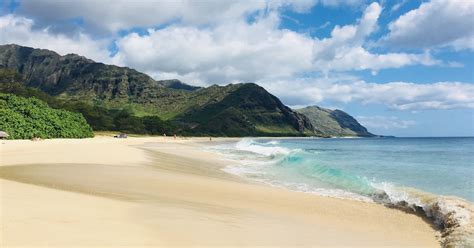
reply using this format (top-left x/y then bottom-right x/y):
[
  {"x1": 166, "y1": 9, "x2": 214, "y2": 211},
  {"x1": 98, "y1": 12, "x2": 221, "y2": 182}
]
[{"x1": 211, "y1": 137, "x2": 474, "y2": 246}]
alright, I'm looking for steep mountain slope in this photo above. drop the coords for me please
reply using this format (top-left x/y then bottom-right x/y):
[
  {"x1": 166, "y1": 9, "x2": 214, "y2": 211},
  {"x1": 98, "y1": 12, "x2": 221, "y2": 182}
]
[
  {"x1": 0, "y1": 44, "x2": 315, "y2": 136},
  {"x1": 0, "y1": 44, "x2": 196, "y2": 101},
  {"x1": 296, "y1": 106, "x2": 374, "y2": 137},
  {"x1": 178, "y1": 83, "x2": 315, "y2": 136}
]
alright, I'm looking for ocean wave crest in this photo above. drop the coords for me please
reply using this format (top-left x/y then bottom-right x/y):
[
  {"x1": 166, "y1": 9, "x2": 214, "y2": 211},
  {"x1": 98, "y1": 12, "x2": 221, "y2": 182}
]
[
  {"x1": 216, "y1": 138, "x2": 474, "y2": 247},
  {"x1": 371, "y1": 183, "x2": 474, "y2": 247},
  {"x1": 234, "y1": 138, "x2": 293, "y2": 157}
]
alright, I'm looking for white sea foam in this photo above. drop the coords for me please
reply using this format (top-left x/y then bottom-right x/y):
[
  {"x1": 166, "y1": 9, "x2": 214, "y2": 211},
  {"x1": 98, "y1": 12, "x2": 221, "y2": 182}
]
[
  {"x1": 234, "y1": 138, "x2": 292, "y2": 157},
  {"x1": 221, "y1": 159, "x2": 270, "y2": 178},
  {"x1": 371, "y1": 182, "x2": 474, "y2": 247},
  {"x1": 218, "y1": 139, "x2": 374, "y2": 202},
  {"x1": 211, "y1": 138, "x2": 474, "y2": 247},
  {"x1": 371, "y1": 182, "x2": 423, "y2": 208},
  {"x1": 222, "y1": 161, "x2": 373, "y2": 202},
  {"x1": 263, "y1": 180, "x2": 373, "y2": 202},
  {"x1": 264, "y1": 140, "x2": 280, "y2": 145}
]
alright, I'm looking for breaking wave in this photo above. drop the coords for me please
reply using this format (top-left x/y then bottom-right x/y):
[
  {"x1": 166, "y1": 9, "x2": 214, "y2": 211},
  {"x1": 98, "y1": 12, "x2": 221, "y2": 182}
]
[
  {"x1": 372, "y1": 184, "x2": 474, "y2": 247},
  {"x1": 214, "y1": 138, "x2": 474, "y2": 247},
  {"x1": 234, "y1": 138, "x2": 294, "y2": 157}
]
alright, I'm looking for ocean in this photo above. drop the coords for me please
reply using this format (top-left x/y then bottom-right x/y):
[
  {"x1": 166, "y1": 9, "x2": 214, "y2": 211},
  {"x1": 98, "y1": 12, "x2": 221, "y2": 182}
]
[{"x1": 211, "y1": 137, "x2": 474, "y2": 246}]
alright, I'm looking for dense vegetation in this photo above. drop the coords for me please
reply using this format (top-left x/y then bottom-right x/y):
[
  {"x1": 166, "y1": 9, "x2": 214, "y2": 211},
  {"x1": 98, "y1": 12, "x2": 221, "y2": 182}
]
[
  {"x1": 0, "y1": 82, "x2": 177, "y2": 135},
  {"x1": 0, "y1": 81, "x2": 306, "y2": 136},
  {"x1": 0, "y1": 93, "x2": 94, "y2": 139},
  {"x1": 177, "y1": 83, "x2": 315, "y2": 136}
]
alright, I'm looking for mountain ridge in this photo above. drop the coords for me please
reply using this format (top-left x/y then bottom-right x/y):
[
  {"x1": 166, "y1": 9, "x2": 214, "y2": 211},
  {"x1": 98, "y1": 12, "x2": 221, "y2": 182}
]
[
  {"x1": 296, "y1": 106, "x2": 374, "y2": 137},
  {"x1": 0, "y1": 44, "x2": 197, "y2": 98},
  {"x1": 0, "y1": 44, "x2": 372, "y2": 137}
]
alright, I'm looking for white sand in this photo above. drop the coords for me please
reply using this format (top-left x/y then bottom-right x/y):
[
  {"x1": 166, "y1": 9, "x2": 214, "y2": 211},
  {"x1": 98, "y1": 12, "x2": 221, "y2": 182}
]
[{"x1": 0, "y1": 137, "x2": 440, "y2": 247}]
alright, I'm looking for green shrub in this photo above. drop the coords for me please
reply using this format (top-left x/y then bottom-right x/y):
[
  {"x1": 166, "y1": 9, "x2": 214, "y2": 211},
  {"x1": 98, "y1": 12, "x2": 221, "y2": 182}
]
[
  {"x1": 0, "y1": 83, "x2": 177, "y2": 135},
  {"x1": 0, "y1": 93, "x2": 94, "y2": 139}
]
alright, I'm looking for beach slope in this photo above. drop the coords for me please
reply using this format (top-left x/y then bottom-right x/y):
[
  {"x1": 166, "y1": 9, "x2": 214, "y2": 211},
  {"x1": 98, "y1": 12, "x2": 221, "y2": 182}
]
[{"x1": 0, "y1": 137, "x2": 439, "y2": 247}]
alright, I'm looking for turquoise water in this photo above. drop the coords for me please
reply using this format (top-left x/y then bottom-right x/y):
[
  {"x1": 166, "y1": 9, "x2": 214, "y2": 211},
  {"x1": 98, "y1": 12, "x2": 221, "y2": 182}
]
[
  {"x1": 213, "y1": 137, "x2": 474, "y2": 245},
  {"x1": 214, "y1": 137, "x2": 474, "y2": 202}
]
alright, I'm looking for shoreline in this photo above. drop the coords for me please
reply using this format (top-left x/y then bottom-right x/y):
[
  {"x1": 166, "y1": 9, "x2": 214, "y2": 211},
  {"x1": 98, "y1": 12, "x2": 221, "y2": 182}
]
[
  {"x1": 0, "y1": 136, "x2": 440, "y2": 247},
  {"x1": 212, "y1": 138, "x2": 474, "y2": 247}
]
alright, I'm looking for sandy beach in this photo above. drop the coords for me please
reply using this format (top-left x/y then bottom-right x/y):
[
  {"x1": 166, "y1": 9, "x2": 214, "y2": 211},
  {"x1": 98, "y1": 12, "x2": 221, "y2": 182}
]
[{"x1": 0, "y1": 136, "x2": 440, "y2": 247}]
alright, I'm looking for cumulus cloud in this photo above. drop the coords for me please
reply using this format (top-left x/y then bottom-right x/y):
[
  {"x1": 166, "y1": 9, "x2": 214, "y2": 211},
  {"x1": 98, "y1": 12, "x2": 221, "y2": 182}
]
[
  {"x1": 384, "y1": 0, "x2": 474, "y2": 50},
  {"x1": 16, "y1": 0, "x2": 369, "y2": 33},
  {"x1": 112, "y1": 12, "x2": 314, "y2": 84},
  {"x1": 111, "y1": 2, "x2": 438, "y2": 84},
  {"x1": 312, "y1": 2, "x2": 439, "y2": 73},
  {"x1": 356, "y1": 116, "x2": 416, "y2": 129},
  {"x1": 0, "y1": 1, "x2": 445, "y2": 85},
  {"x1": 1, "y1": 1, "x2": 439, "y2": 85},
  {"x1": 262, "y1": 78, "x2": 474, "y2": 111},
  {"x1": 17, "y1": 0, "x2": 321, "y2": 33},
  {"x1": 0, "y1": 14, "x2": 110, "y2": 62}
]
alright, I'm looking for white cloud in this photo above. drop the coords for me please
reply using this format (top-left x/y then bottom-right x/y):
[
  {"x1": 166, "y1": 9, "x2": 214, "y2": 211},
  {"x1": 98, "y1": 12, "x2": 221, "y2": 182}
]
[
  {"x1": 261, "y1": 78, "x2": 474, "y2": 111},
  {"x1": 318, "y1": 0, "x2": 365, "y2": 7},
  {"x1": 384, "y1": 0, "x2": 474, "y2": 50},
  {"x1": 17, "y1": 0, "x2": 320, "y2": 33},
  {"x1": 111, "y1": 2, "x2": 438, "y2": 84},
  {"x1": 390, "y1": 0, "x2": 408, "y2": 13},
  {"x1": 1, "y1": 2, "x2": 438, "y2": 85},
  {"x1": 326, "y1": 81, "x2": 474, "y2": 111},
  {"x1": 16, "y1": 0, "x2": 368, "y2": 33},
  {"x1": 312, "y1": 2, "x2": 439, "y2": 73},
  {"x1": 0, "y1": 14, "x2": 110, "y2": 62},
  {"x1": 112, "y1": 12, "x2": 314, "y2": 84},
  {"x1": 356, "y1": 116, "x2": 416, "y2": 129}
]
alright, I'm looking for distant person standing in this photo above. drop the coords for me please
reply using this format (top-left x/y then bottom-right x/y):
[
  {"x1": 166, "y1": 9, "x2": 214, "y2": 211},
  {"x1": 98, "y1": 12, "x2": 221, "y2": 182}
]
[
  {"x1": 174, "y1": 134, "x2": 177, "y2": 140},
  {"x1": 209, "y1": 136, "x2": 212, "y2": 141}
]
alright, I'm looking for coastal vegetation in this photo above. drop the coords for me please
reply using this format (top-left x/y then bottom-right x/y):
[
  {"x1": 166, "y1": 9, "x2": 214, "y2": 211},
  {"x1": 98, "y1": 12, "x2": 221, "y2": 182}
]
[
  {"x1": 0, "y1": 82, "x2": 176, "y2": 135},
  {"x1": 0, "y1": 93, "x2": 93, "y2": 139}
]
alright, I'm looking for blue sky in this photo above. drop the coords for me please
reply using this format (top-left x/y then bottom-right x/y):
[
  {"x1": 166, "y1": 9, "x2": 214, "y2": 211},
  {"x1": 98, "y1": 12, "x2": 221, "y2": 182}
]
[{"x1": 1, "y1": 0, "x2": 473, "y2": 136}]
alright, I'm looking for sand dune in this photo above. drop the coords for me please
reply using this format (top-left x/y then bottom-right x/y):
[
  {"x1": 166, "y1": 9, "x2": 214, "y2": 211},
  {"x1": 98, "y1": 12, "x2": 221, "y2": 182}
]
[{"x1": 0, "y1": 137, "x2": 439, "y2": 247}]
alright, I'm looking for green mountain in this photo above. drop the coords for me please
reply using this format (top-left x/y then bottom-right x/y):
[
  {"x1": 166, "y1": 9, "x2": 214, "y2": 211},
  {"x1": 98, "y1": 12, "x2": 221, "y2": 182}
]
[
  {"x1": 296, "y1": 106, "x2": 374, "y2": 137},
  {"x1": 0, "y1": 93, "x2": 93, "y2": 139},
  {"x1": 175, "y1": 83, "x2": 316, "y2": 136},
  {"x1": 0, "y1": 44, "x2": 193, "y2": 102},
  {"x1": 0, "y1": 44, "x2": 316, "y2": 136}
]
